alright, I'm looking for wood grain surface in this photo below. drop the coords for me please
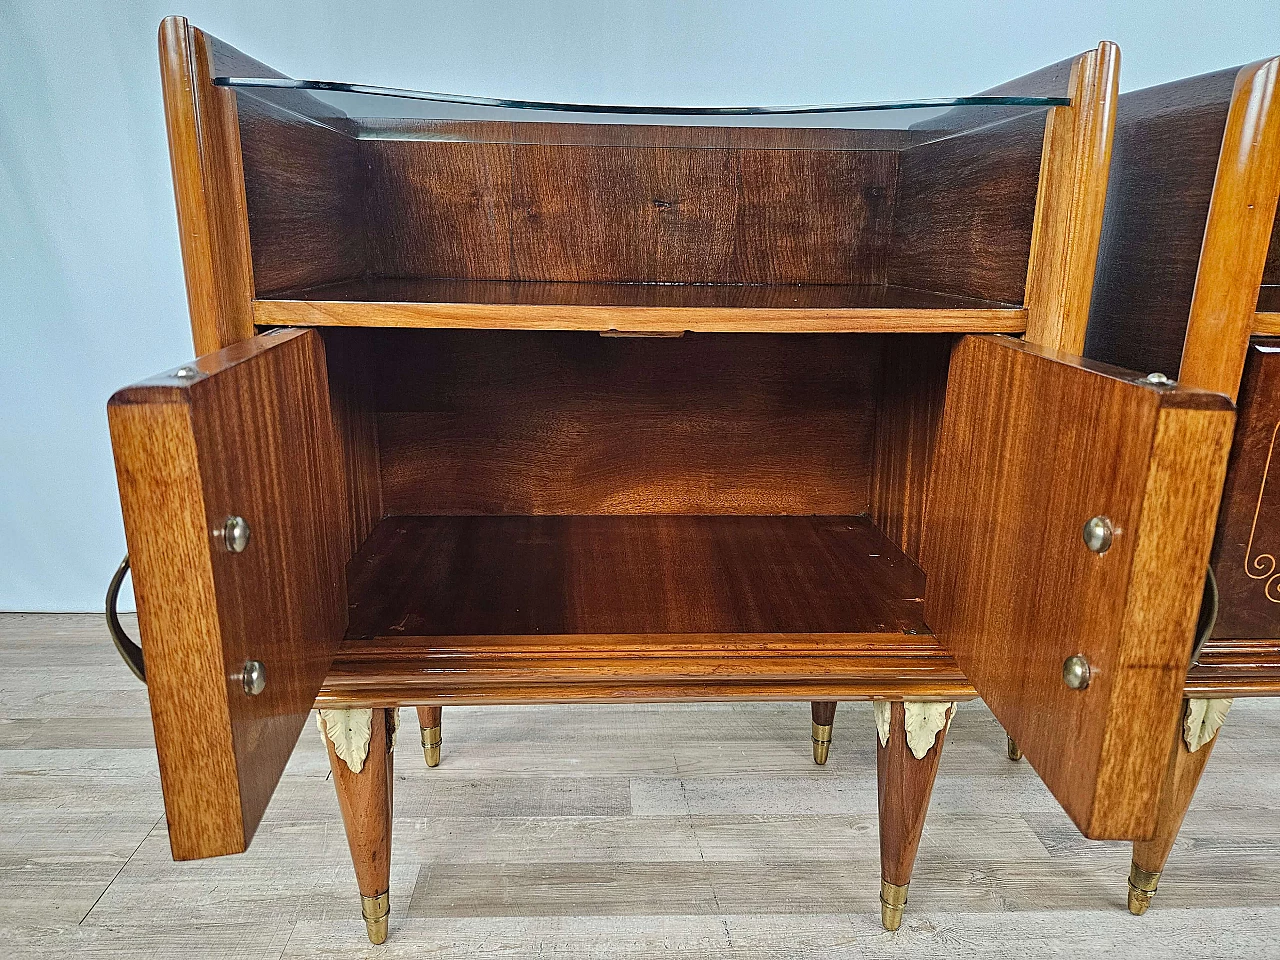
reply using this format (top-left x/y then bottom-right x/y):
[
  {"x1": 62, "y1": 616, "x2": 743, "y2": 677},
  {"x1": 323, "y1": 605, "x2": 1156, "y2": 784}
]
[
  {"x1": 1187, "y1": 638, "x2": 1280, "y2": 696},
  {"x1": 1084, "y1": 64, "x2": 1263, "y2": 382},
  {"x1": 325, "y1": 708, "x2": 394, "y2": 898},
  {"x1": 372, "y1": 330, "x2": 878, "y2": 516},
  {"x1": 887, "y1": 111, "x2": 1045, "y2": 305},
  {"x1": 870, "y1": 335, "x2": 954, "y2": 562},
  {"x1": 158, "y1": 17, "x2": 256, "y2": 353},
  {"x1": 107, "y1": 330, "x2": 349, "y2": 859},
  {"x1": 1177, "y1": 57, "x2": 1280, "y2": 400},
  {"x1": 254, "y1": 280, "x2": 1026, "y2": 334},
  {"x1": 344, "y1": 515, "x2": 925, "y2": 638},
  {"x1": 1209, "y1": 340, "x2": 1280, "y2": 637},
  {"x1": 1022, "y1": 42, "x2": 1119, "y2": 354},
  {"x1": 923, "y1": 335, "x2": 1235, "y2": 839},
  {"x1": 877, "y1": 701, "x2": 948, "y2": 886},
  {"x1": 237, "y1": 93, "x2": 365, "y2": 296},
  {"x1": 1131, "y1": 721, "x2": 1219, "y2": 878},
  {"x1": 361, "y1": 139, "x2": 897, "y2": 285}
]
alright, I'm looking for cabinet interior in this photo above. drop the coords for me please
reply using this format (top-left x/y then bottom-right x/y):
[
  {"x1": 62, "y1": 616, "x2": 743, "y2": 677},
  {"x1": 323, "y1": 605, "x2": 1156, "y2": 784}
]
[{"x1": 321, "y1": 327, "x2": 952, "y2": 656}]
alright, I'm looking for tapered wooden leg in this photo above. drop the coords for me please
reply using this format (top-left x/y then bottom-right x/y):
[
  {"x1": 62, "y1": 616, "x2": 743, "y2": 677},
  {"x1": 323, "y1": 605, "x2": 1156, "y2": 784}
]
[
  {"x1": 1127, "y1": 701, "x2": 1223, "y2": 916},
  {"x1": 876, "y1": 701, "x2": 951, "y2": 931},
  {"x1": 811, "y1": 701, "x2": 837, "y2": 765},
  {"x1": 324, "y1": 708, "x2": 394, "y2": 944},
  {"x1": 416, "y1": 705, "x2": 442, "y2": 768}
]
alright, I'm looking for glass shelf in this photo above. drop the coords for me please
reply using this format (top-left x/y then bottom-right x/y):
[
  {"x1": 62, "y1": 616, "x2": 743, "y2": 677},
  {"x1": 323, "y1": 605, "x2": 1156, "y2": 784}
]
[{"x1": 214, "y1": 75, "x2": 1067, "y2": 132}]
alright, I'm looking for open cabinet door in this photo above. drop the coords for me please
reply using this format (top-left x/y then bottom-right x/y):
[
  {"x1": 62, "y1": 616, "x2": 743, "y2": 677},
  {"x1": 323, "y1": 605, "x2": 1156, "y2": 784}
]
[
  {"x1": 924, "y1": 335, "x2": 1234, "y2": 840},
  {"x1": 108, "y1": 329, "x2": 348, "y2": 860}
]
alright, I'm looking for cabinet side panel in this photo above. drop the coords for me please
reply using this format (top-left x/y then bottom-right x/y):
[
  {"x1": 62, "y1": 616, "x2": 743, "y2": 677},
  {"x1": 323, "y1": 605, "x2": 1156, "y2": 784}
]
[
  {"x1": 239, "y1": 94, "x2": 366, "y2": 296},
  {"x1": 886, "y1": 112, "x2": 1045, "y2": 305},
  {"x1": 1083, "y1": 69, "x2": 1237, "y2": 378},
  {"x1": 322, "y1": 328, "x2": 384, "y2": 551},
  {"x1": 159, "y1": 18, "x2": 255, "y2": 353},
  {"x1": 871, "y1": 335, "x2": 953, "y2": 562}
]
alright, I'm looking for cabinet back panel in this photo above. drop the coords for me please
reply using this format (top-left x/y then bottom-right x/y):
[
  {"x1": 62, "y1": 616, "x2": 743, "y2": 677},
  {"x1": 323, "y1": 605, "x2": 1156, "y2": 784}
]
[
  {"x1": 369, "y1": 330, "x2": 878, "y2": 515},
  {"x1": 361, "y1": 139, "x2": 898, "y2": 285},
  {"x1": 1083, "y1": 69, "x2": 1237, "y2": 378},
  {"x1": 887, "y1": 111, "x2": 1046, "y2": 305}
]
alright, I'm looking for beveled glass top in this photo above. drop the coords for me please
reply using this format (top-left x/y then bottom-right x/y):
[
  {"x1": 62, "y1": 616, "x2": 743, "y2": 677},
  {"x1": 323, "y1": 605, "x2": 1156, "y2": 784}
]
[{"x1": 214, "y1": 76, "x2": 1067, "y2": 131}]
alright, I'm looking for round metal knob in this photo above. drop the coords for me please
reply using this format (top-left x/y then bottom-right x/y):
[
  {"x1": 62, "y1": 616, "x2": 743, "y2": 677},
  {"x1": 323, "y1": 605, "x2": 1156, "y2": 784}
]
[
  {"x1": 223, "y1": 516, "x2": 251, "y2": 554},
  {"x1": 1063, "y1": 654, "x2": 1092, "y2": 690},
  {"x1": 1082, "y1": 516, "x2": 1113, "y2": 554},
  {"x1": 241, "y1": 659, "x2": 266, "y2": 696}
]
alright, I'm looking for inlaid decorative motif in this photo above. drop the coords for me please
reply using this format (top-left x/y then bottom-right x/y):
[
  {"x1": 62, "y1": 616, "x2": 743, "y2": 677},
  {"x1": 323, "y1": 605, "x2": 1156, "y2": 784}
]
[
  {"x1": 1243, "y1": 420, "x2": 1280, "y2": 603},
  {"x1": 317, "y1": 708, "x2": 399, "y2": 773},
  {"x1": 875, "y1": 700, "x2": 957, "y2": 759},
  {"x1": 1183, "y1": 698, "x2": 1233, "y2": 753}
]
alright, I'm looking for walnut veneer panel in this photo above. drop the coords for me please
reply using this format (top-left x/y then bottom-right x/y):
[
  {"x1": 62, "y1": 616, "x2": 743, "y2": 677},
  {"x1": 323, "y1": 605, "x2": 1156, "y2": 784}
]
[
  {"x1": 888, "y1": 111, "x2": 1046, "y2": 305},
  {"x1": 1212, "y1": 340, "x2": 1280, "y2": 637},
  {"x1": 374, "y1": 330, "x2": 878, "y2": 516},
  {"x1": 870, "y1": 335, "x2": 954, "y2": 562},
  {"x1": 238, "y1": 93, "x2": 365, "y2": 296},
  {"x1": 107, "y1": 330, "x2": 348, "y2": 860},
  {"x1": 1084, "y1": 68, "x2": 1240, "y2": 379},
  {"x1": 318, "y1": 514, "x2": 970, "y2": 706},
  {"x1": 924, "y1": 335, "x2": 1234, "y2": 840},
  {"x1": 345, "y1": 515, "x2": 925, "y2": 638},
  {"x1": 361, "y1": 139, "x2": 898, "y2": 285}
]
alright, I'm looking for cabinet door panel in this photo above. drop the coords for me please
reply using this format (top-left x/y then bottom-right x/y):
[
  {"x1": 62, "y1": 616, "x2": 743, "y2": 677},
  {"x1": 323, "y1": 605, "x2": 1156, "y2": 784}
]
[
  {"x1": 925, "y1": 334, "x2": 1234, "y2": 839},
  {"x1": 108, "y1": 329, "x2": 348, "y2": 859}
]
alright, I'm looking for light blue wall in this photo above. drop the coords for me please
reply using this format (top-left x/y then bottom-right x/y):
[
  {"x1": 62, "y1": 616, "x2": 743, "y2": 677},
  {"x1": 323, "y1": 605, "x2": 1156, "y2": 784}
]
[{"x1": 2, "y1": 1, "x2": 1276, "y2": 610}]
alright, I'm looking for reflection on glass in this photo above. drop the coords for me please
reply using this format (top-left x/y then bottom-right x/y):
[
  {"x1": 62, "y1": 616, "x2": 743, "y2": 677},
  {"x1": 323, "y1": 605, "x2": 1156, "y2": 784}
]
[{"x1": 214, "y1": 76, "x2": 1068, "y2": 132}]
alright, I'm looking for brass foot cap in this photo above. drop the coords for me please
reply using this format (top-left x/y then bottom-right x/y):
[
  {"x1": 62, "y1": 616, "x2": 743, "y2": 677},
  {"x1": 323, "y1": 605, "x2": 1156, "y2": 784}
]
[
  {"x1": 1127, "y1": 864, "x2": 1160, "y2": 917},
  {"x1": 812, "y1": 722, "x2": 833, "y2": 765},
  {"x1": 422, "y1": 725, "x2": 442, "y2": 768},
  {"x1": 361, "y1": 892, "x2": 390, "y2": 945},
  {"x1": 1006, "y1": 736, "x2": 1023, "y2": 761},
  {"x1": 880, "y1": 880, "x2": 908, "y2": 932}
]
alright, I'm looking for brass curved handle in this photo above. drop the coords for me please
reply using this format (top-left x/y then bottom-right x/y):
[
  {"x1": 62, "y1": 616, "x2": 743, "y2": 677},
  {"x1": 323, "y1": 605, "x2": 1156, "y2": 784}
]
[
  {"x1": 106, "y1": 555, "x2": 146, "y2": 683},
  {"x1": 1191, "y1": 565, "x2": 1219, "y2": 666}
]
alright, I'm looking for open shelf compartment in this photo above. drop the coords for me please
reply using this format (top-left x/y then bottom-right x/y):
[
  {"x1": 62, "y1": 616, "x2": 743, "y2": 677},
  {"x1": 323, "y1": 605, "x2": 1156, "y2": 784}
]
[{"x1": 235, "y1": 81, "x2": 1054, "y2": 334}]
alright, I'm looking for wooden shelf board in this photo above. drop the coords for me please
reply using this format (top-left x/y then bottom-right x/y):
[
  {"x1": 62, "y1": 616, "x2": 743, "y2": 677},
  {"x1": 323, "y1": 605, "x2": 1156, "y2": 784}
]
[
  {"x1": 254, "y1": 279, "x2": 1027, "y2": 334},
  {"x1": 319, "y1": 515, "x2": 973, "y2": 705}
]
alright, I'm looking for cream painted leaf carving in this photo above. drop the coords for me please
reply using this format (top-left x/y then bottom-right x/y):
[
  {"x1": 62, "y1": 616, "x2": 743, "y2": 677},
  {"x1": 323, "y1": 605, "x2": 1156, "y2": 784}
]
[
  {"x1": 904, "y1": 701, "x2": 956, "y2": 760},
  {"x1": 1183, "y1": 698, "x2": 1233, "y2": 753},
  {"x1": 387, "y1": 707, "x2": 399, "y2": 750},
  {"x1": 318, "y1": 708, "x2": 373, "y2": 773},
  {"x1": 874, "y1": 701, "x2": 892, "y2": 747}
]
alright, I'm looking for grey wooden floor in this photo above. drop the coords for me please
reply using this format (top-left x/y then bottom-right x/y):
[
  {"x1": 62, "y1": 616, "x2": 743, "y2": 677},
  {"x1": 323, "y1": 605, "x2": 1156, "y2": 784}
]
[{"x1": 4, "y1": 613, "x2": 1280, "y2": 958}]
